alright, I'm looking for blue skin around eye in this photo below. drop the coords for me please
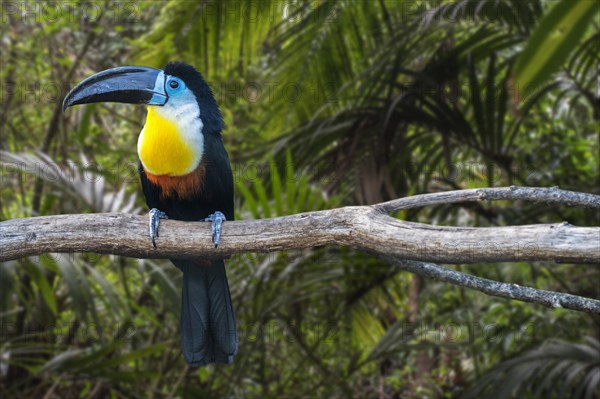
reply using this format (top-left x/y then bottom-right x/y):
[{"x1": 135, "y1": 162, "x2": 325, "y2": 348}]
[{"x1": 167, "y1": 77, "x2": 185, "y2": 94}]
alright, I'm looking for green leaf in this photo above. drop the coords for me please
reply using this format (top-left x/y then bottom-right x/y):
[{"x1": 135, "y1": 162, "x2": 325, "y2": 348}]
[
  {"x1": 83, "y1": 263, "x2": 122, "y2": 316},
  {"x1": 91, "y1": 343, "x2": 166, "y2": 370},
  {"x1": 27, "y1": 262, "x2": 57, "y2": 316},
  {"x1": 285, "y1": 150, "x2": 296, "y2": 214},
  {"x1": 252, "y1": 173, "x2": 271, "y2": 218},
  {"x1": 77, "y1": 104, "x2": 96, "y2": 145},
  {"x1": 236, "y1": 179, "x2": 259, "y2": 218},
  {"x1": 270, "y1": 158, "x2": 283, "y2": 216},
  {"x1": 296, "y1": 176, "x2": 309, "y2": 214},
  {"x1": 513, "y1": 0, "x2": 597, "y2": 94}
]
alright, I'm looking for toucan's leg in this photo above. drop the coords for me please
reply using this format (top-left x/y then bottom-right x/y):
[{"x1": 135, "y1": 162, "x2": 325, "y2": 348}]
[
  {"x1": 149, "y1": 208, "x2": 168, "y2": 248},
  {"x1": 204, "y1": 211, "x2": 226, "y2": 247}
]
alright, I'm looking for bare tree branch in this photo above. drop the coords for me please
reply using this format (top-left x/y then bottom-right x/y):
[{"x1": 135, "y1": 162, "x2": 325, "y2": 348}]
[
  {"x1": 383, "y1": 257, "x2": 600, "y2": 314},
  {"x1": 1, "y1": 208, "x2": 598, "y2": 263},
  {"x1": 1, "y1": 186, "x2": 599, "y2": 313},
  {"x1": 376, "y1": 186, "x2": 600, "y2": 212}
]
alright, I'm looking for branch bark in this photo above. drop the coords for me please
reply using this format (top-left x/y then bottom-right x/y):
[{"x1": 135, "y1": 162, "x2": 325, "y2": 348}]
[{"x1": 1, "y1": 186, "x2": 599, "y2": 312}]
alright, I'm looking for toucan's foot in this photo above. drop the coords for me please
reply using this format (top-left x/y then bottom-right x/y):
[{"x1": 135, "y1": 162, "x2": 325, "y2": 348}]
[
  {"x1": 149, "y1": 208, "x2": 168, "y2": 248},
  {"x1": 204, "y1": 211, "x2": 226, "y2": 247}
]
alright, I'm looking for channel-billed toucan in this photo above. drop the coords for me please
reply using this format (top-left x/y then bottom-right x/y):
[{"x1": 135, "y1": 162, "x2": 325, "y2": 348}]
[{"x1": 63, "y1": 62, "x2": 237, "y2": 366}]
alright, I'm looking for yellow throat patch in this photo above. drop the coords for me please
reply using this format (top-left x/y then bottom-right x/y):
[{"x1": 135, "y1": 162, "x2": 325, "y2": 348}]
[{"x1": 138, "y1": 107, "x2": 197, "y2": 176}]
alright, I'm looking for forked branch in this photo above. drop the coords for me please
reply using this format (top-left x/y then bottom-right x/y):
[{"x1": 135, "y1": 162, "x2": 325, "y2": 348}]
[{"x1": 1, "y1": 186, "x2": 599, "y2": 313}]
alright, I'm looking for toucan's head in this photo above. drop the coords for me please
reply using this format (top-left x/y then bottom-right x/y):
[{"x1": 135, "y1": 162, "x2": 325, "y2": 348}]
[{"x1": 64, "y1": 62, "x2": 222, "y2": 176}]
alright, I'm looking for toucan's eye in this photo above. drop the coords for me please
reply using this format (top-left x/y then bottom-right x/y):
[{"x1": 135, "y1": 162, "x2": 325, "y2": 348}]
[{"x1": 166, "y1": 77, "x2": 185, "y2": 93}]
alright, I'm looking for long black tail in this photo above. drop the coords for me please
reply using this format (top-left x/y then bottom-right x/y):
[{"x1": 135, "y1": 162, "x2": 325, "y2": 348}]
[{"x1": 170, "y1": 259, "x2": 237, "y2": 366}]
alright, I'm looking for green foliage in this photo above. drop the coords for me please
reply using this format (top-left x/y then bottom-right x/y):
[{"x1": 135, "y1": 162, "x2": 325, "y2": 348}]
[
  {"x1": 236, "y1": 150, "x2": 338, "y2": 219},
  {"x1": 1, "y1": 0, "x2": 598, "y2": 397},
  {"x1": 463, "y1": 336, "x2": 600, "y2": 399},
  {"x1": 513, "y1": 0, "x2": 599, "y2": 95}
]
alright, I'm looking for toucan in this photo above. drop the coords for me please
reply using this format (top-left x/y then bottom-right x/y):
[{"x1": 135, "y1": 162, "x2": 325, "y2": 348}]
[{"x1": 63, "y1": 62, "x2": 237, "y2": 366}]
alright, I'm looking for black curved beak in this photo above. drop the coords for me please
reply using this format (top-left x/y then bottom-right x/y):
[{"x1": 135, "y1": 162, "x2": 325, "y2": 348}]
[{"x1": 62, "y1": 66, "x2": 167, "y2": 112}]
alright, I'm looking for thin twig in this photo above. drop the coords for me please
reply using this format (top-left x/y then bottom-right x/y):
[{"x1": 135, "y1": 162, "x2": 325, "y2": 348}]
[
  {"x1": 381, "y1": 256, "x2": 600, "y2": 314},
  {"x1": 375, "y1": 186, "x2": 600, "y2": 213}
]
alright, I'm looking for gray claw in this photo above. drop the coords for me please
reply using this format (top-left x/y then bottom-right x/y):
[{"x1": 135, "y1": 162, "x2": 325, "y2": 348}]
[
  {"x1": 204, "y1": 211, "x2": 226, "y2": 247},
  {"x1": 149, "y1": 208, "x2": 168, "y2": 248}
]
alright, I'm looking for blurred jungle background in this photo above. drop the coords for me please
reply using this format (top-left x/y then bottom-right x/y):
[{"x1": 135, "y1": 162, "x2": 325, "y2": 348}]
[{"x1": 1, "y1": 0, "x2": 599, "y2": 398}]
